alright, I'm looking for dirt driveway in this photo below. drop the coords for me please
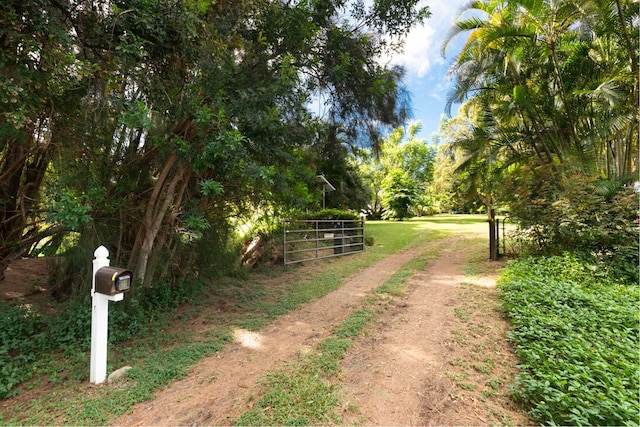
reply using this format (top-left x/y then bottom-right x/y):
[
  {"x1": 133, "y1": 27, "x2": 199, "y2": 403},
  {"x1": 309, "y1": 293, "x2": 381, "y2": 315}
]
[{"x1": 114, "y1": 233, "x2": 530, "y2": 426}]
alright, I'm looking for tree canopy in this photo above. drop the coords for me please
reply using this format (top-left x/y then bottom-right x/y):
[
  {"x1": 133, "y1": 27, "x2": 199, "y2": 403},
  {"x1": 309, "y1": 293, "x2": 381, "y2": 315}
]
[
  {"x1": 442, "y1": 0, "x2": 638, "y2": 180},
  {"x1": 0, "y1": 0, "x2": 429, "y2": 289},
  {"x1": 358, "y1": 121, "x2": 436, "y2": 219}
]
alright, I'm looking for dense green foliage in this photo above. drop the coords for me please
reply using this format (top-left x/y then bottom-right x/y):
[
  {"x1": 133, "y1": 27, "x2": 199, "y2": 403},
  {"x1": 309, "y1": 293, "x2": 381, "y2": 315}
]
[
  {"x1": 313, "y1": 126, "x2": 372, "y2": 210},
  {"x1": 0, "y1": 0, "x2": 428, "y2": 290},
  {"x1": 304, "y1": 209, "x2": 360, "y2": 221},
  {"x1": 358, "y1": 122, "x2": 437, "y2": 219},
  {"x1": 443, "y1": 0, "x2": 638, "y2": 179},
  {"x1": 438, "y1": 0, "x2": 638, "y2": 227},
  {"x1": 499, "y1": 254, "x2": 639, "y2": 426},
  {"x1": 505, "y1": 171, "x2": 639, "y2": 284}
]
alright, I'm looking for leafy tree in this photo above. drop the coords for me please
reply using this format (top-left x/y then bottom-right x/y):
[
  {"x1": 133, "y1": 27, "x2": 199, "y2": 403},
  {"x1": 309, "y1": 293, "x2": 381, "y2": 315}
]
[
  {"x1": 316, "y1": 1, "x2": 430, "y2": 148},
  {"x1": 428, "y1": 143, "x2": 458, "y2": 213},
  {"x1": 395, "y1": 123, "x2": 436, "y2": 215},
  {"x1": 443, "y1": 0, "x2": 638, "y2": 179},
  {"x1": 381, "y1": 168, "x2": 417, "y2": 219},
  {"x1": 0, "y1": 1, "x2": 91, "y2": 279},
  {"x1": 360, "y1": 121, "x2": 436, "y2": 219},
  {"x1": 442, "y1": 0, "x2": 638, "y2": 259},
  {"x1": 312, "y1": 124, "x2": 371, "y2": 211},
  {"x1": 0, "y1": 0, "x2": 430, "y2": 291}
]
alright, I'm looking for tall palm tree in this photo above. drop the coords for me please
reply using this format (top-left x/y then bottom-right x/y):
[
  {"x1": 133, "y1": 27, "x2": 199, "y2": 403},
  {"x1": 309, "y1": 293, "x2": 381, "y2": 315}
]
[{"x1": 443, "y1": 0, "x2": 638, "y2": 179}]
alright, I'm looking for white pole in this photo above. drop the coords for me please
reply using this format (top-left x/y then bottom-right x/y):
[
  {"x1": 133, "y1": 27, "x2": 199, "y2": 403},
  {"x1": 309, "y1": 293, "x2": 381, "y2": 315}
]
[{"x1": 90, "y1": 246, "x2": 122, "y2": 384}]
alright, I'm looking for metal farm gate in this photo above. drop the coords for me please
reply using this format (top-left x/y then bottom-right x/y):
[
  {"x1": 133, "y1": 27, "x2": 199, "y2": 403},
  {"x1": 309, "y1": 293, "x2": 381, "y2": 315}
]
[{"x1": 283, "y1": 219, "x2": 365, "y2": 265}]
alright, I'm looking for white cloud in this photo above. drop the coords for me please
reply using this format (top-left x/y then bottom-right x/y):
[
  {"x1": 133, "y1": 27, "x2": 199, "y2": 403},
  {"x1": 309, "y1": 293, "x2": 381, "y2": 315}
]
[
  {"x1": 371, "y1": 1, "x2": 474, "y2": 140},
  {"x1": 389, "y1": 0, "x2": 469, "y2": 78}
]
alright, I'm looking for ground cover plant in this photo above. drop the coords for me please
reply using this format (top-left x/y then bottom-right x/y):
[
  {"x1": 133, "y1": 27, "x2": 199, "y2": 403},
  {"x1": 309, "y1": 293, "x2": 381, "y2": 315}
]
[{"x1": 499, "y1": 254, "x2": 640, "y2": 426}]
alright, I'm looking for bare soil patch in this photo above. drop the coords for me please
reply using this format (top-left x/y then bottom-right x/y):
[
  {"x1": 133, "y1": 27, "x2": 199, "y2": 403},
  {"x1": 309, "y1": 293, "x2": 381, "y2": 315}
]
[
  {"x1": 1, "y1": 257, "x2": 50, "y2": 303},
  {"x1": 114, "y1": 243, "x2": 430, "y2": 426}
]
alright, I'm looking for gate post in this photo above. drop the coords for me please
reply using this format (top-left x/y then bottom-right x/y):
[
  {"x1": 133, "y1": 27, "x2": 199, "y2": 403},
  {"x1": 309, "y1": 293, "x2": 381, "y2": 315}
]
[
  {"x1": 315, "y1": 220, "x2": 319, "y2": 258},
  {"x1": 496, "y1": 218, "x2": 500, "y2": 258},
  {"x1": 283, "y1": 221, "x2": 287, "y2": 265},
  {"x1": 489, "y1": 209, "x2": 498, "y2": 261}
]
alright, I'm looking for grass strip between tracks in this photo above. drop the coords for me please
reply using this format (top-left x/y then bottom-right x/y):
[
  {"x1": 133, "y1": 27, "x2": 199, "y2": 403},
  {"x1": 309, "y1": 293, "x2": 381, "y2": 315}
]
[{"x1": 233, "y1": 240, "x2": 446, "y2": 425}]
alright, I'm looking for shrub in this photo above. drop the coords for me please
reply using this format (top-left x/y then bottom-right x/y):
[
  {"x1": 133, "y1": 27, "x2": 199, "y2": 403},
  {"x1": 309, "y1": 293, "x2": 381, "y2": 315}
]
[
  {"x1": 499, "y1": 254, "x2": 640, "y2": 425},
  {"x1": 381, "y1": 169, "x2": 417, "y2": 220},
  {"x1": 303, "y1": 209, "x2": 359, "y2": 221},
  {"x1": 505, "y1": 171, "x2": 639, "y2": 285}
]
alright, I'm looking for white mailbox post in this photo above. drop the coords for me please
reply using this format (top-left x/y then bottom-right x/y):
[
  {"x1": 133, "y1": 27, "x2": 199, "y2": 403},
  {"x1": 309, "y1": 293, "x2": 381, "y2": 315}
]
[{"x1": 90, "y1": 246, "x2": 125, "y2": 384}]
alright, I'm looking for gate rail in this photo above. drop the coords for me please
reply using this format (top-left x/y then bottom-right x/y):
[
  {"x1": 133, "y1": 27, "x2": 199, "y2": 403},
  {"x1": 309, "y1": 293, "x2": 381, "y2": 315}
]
[{"x1": 283, "y1": 219, "x2": 365, "y2": 265}]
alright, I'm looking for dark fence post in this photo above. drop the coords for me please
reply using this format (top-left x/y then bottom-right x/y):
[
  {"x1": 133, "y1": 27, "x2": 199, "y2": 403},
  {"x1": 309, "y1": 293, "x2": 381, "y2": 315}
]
[
  {"x1": 496, "y1": 218, "x2": 500, "y2": 257},
  {"x1": 502, "y1": 217, "x2": 507, "y2": 255},
  {"x1": 489, "y1": 209, "x2": 498, "y2": 261},
  {"x1": 334, "y1": 221, "x2": 343, "y2": 254}
]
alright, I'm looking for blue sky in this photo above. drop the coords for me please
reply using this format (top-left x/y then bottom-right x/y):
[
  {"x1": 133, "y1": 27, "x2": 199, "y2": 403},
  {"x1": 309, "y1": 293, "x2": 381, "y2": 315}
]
[
  {"x1": 387, "y1": 0, "x2": 470, "y2": 144},
  {"x1": 310, "y1": 1, "x2": 471, "y2": 145}
]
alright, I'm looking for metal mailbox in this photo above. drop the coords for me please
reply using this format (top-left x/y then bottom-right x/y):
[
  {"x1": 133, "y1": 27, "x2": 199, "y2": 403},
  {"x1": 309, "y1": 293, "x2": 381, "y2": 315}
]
[{"x1": 95, "y1": 266, "x2": 132, "y2": 295}]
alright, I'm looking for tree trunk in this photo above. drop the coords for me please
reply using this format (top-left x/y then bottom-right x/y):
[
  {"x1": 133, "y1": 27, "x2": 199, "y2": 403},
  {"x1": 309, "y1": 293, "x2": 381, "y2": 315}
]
[{"x1": 131, "y1": 154, "x2": 190, "y2": 287}]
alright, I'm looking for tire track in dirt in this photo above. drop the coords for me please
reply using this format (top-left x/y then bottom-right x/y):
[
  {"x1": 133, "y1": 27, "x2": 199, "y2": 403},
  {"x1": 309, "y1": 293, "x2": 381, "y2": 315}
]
[
  {"x1": 339, "y1": 236, "x2": 530, "y2": 426},
  {"x1": 113, "y1": 239, "x2": 446, "y2": 426},
  {"x1": 339, "y1": 238, "x2": 473, "y2": 425}
]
